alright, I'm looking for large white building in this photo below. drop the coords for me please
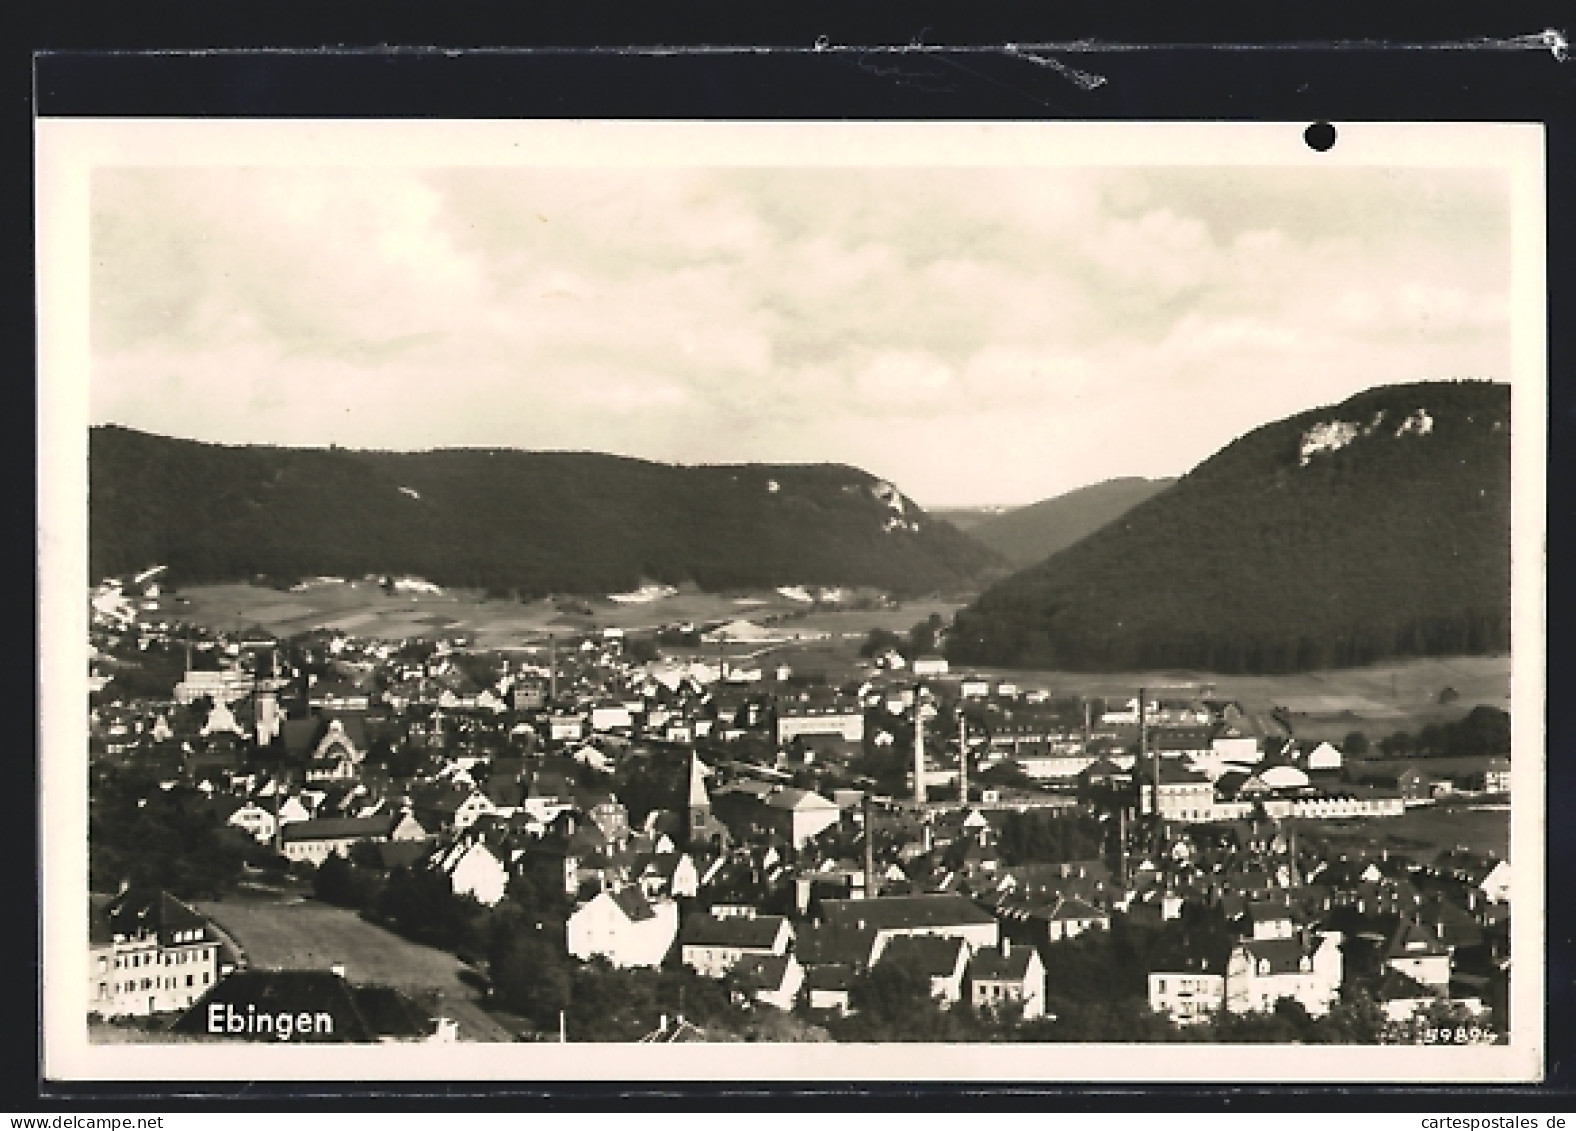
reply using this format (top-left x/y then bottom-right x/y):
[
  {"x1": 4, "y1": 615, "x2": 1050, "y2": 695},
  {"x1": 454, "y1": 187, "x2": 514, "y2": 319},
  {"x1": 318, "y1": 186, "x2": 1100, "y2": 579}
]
[{"x1": 89, "y1": 889, "x2": 221, "y2": 1019}]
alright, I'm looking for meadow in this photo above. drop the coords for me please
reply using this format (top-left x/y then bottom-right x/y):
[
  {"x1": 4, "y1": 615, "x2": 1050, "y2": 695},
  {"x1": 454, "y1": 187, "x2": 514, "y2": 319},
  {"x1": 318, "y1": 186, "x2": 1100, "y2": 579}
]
[{"x1": 192, "y1": 896, "x2": 512, "y2": 1042}]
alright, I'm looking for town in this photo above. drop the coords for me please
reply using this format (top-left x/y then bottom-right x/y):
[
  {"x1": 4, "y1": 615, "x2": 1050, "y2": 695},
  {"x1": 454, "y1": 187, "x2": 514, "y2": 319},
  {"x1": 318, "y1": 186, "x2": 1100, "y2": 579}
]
[{"x1": 86, "y1": 569, "x2": 1512, "y2": 1046}]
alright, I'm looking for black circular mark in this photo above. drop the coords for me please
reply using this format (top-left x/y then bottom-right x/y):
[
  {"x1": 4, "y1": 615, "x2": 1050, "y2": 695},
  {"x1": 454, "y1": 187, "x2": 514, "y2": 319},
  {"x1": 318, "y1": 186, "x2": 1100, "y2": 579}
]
[{"x1": 1304, "y1": 122, "x2": 1337, "y2": 152}]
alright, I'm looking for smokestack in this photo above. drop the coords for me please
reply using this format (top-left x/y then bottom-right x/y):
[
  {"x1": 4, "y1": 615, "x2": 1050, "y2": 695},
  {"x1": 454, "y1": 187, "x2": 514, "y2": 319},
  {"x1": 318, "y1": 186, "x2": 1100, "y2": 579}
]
[
  {"x1": 549, "y1": 634, "x2": 558, "y2": 705},
  {"x1": 1082, "y1": 698, "x2": 1091, "y2": 753},
  {"x1": 958, "y1": 711, "x2": 968, "y2": 806},
  {"x1": 913, "y1": 686, "x2": 927, "y2": 805},
  {"x1": 863, "y1": 792, "x2": 877, "y2": 899},
  {"x1": 1140, "y1": 686, "x2": 1158, "y2": 843},
  {"x1": 1117, "y1": 804, "x2": 1128, "y2": 885}
]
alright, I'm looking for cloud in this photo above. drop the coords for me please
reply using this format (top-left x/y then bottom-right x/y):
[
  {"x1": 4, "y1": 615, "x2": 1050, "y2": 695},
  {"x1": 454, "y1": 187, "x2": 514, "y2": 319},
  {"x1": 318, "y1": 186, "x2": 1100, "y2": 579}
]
[{"x1": 89, "y1": 162, "x2": 1512, "y2": 506}]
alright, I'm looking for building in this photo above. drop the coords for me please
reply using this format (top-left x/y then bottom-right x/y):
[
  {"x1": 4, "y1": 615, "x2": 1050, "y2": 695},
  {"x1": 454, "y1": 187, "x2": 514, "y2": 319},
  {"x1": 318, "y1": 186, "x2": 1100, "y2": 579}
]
[
  {"x1": 89, "y1": 889, "x2": 220, "y2": 1019},
  {"x1": 565, "y1": 888, "x2": 679, "y2": 969},
  {"x1": 967, "y1": 940, "x2": 1046, "y2": 1020},
  {"x1": 819, "y1": 894, "x2": 1000, "y2": 956},
  {"x1": 279, "y1": 813, "x2": 397, "y2": 866},
  {"x1": 173, "y1": 667, "x2": 253, "y2": 705},
  {"x1": 761, "y1": 786, "x2": 842, "y2": 847},
  {"x1": 911, "y1": 655, "x2": 949, "y2": 677},
  {"x1": 1136, "y1": 759, "x2": 1216, "y2": 822},
  {"x1": 431, "y1": 839, "x2": 509, "y2": 907},
  {"x1": 1223, "y1": 931, "x2": 1343, "y2": 1018},
  {"x1": 776, "y1": 698, "x2": 866, "y2": 744},
  {"x1": 730, "y1": 953, "x2": 804, "y2": 1011},
  {"x1": 680, "y1": 910, "x2": 793, "y2": 978},
  {"x1": 1383, "y1": 918, "x2": 1453, "y2": 990},
  {"x1": 1148, "y1": 970, "x2": 1225, "y2": 1026},
  {"x1": 873, "y1": 934, "x2": 971, "y2": 1005}
]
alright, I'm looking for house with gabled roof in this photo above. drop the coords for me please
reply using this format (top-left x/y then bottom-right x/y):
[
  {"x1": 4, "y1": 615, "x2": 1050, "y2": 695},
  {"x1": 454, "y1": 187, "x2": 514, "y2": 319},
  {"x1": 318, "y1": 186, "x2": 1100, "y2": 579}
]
[
  {"x1": 874, "y1": 934, "x2": 971, "y2": 1005},
  {"x1": 1384, "y1": 917, "x2": 1453, "y2": 989},
  {"x1": 89, "y1": 888, "x2": 220, "y2": 1019},
  {"x1": 680, "y1": 910, "x2": 793, "y2": 978},
  {"x1": 171, "y1": 969, "x2": 446, "y2": 1043},
  {"x1": 431, "y1": 838, "x2": 509, "y2": 907},
  {"x1": 279, "y1": 812, "x2": 397, "y2": 865},
  {"x1": 1223, "y1": 931, "x2": 1343, "y2": 1017},
  {"x1": 565, "y1": 887, "x2": 678, "y2": 969},
  {"x1": 819, "y1": 893, "x2": 999, "y2": 955},
  {"x1": 967, "y1": 939, "x2": 1046, "y2": 1019},
  {"x1": 729, "y1": 952, "x2": 804, "y2": 1011}
]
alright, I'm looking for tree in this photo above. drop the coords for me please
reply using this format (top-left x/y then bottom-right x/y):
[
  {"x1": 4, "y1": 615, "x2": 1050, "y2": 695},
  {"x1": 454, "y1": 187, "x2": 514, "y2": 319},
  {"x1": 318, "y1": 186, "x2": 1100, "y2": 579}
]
[
  {"x1": 859, "y1": 628, "x2": 904, "y2": 659},
  {"x1": 1343, "y1": 731, "x2": 1370, "y2": 756},
  {"x1": 487, "y1": 901, "x2": 572, "y2": 1028}
]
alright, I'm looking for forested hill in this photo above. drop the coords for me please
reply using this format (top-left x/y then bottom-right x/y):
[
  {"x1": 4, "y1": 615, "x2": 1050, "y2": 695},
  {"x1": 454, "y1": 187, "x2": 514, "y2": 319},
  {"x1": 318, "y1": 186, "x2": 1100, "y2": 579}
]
[
  {"x1": 968, "y1": 477, "x2": 1177, "y2": 569},
  {"x1": 89, "y1": 427, "x2": 1005, "y2": 597},
  {"x1": 946, "y1": 380, "x2": 1511, "y2": 674}
]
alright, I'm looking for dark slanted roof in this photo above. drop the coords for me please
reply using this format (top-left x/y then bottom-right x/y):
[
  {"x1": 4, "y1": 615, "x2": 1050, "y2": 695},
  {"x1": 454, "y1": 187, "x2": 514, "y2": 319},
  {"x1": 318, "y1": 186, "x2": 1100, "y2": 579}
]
[
  {"x1": 1237, "y1": 937, "x2": 1316, "y2": 975},
  {"x1": 281, "y1": 813, "x2": 397, "y2": 843},
  {"x1": 804, "y1": 963, "x2": 855, "y2": 992},
  {"x1": 1386, "y1": 917, "x2": 1453, "y2": 959},
  {"x1": 104, "y1": 888, "x2": 213, "y2": 947},
  {"x1": 968, "y1": 943, "x2": 1034, "y2": 982},
  {"x1": 680, "y1": 912, "x2": 786, "y2": 950},
  {"x1": 795, "y1": 922, "x2": 879, "y2": 968},
  {"x1": 730, "y1": 953, "x2": 793, "y2": 992},
  {"x1": 348, "y1": 984, "x2": 434, "y2": 1039},
  {"x1": 1374, "y1": 966, "x2": 1440, "y2": 1003},
  {"x1": 876, "y1": 934, "x2": 968, "y2": 977},
  {"x1": 819, "y1": 893, "x2": 995, "y2": 933},
  {"x1": 89, "y1": 893, "x2": 116, "y2": 947},
  {"x1": 611, "y1": 886, "x2": 656, "y2": 923}
]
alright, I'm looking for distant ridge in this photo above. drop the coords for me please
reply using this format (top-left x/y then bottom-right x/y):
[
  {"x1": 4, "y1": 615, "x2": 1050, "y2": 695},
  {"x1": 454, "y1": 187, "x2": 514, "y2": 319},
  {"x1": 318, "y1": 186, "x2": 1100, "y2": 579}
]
[
  {"x1": 966, "y1": 477, "x2": 1176, "y2": 569},
  {"x1": 89, "y1": 427, "x2": 1005, "y2": 598},
  {"x1": 947, "y1": 380, "x2": 1511, "y2": 675}
]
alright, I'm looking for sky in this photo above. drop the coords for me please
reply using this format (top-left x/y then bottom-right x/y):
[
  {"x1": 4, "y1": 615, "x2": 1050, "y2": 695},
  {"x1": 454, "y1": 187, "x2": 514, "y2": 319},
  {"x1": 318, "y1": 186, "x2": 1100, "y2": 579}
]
[{"x1": 89, "y1": 162, "x2": 1511, "y2": 507}]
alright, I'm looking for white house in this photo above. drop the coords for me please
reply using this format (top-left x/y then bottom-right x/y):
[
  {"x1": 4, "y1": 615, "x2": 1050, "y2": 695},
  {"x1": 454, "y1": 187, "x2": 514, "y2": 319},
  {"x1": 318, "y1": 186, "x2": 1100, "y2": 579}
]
[
  {"x1": 432, "y1": 839, "x2": 509, "y2": 907},
  {"x1": 1148, "y1": 970, "x2": 1225, "y2": 1026},
  {"x1": 89, "y1": 889, "x2": 220, "y2": 1019},
  {"x1": 227, "y1": 801, "x2": 278, "y2": 844},
  {"x1": 968, "y1": 940, "x2": 1047, "y2": 1020},
  {"x1": 1383, "y1": 919, "x2": 1453, "y2": 990},
  {"x1": 680, "y1": 911, "x2": 793, "y2": 978},
  {"x1": 565, "y1": 888, "x2": 679, "y2": 969},
  {"x1": 1224, "y1": 931, "x2": 1343, "y2": 1017}
]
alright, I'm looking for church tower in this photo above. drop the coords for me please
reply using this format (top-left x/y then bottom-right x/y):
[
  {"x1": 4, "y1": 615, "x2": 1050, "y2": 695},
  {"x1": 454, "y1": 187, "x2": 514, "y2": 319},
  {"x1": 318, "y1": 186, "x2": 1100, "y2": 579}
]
[{"x1": 684, "y1": 751, "x2": 729, "y2": 852}]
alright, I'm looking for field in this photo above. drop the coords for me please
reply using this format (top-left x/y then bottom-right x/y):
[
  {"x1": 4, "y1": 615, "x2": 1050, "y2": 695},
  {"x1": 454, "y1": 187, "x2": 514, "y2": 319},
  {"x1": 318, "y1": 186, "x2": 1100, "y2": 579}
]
[
  {"x1": 1294, "y1": 801, "x2": 1510, "y2": 865},
  {"x1": 164, "y1": 581, "x2": 970, "y2": 651},
  {"x1": 955, "y1": 654, "x2": 1510, "y2": 742},
  {"x1": 193, "y1": 896, "x2": 512, "y2": 1042}
]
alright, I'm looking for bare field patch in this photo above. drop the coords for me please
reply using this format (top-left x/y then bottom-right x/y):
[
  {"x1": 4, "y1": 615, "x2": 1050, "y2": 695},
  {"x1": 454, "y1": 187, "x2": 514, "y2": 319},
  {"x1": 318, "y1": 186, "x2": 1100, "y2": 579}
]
[{"x1": 1296, "y1": 802, "x2": 1510, "y2": 865}]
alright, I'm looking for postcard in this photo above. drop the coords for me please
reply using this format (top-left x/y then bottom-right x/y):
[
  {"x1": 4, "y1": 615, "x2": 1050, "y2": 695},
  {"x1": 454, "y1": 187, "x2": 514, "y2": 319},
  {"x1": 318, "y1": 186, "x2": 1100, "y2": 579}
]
[{"x1": 37, "y1": 117, "x2": 1546, "y2": 1082}]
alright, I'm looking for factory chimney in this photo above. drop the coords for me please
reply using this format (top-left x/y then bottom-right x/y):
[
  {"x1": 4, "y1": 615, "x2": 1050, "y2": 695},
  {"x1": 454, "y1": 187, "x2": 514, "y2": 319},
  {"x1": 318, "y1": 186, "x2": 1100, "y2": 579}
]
[
  {"x1": 863, "y1": 792, "x2": 877, "y2": 900},
  {"x1": 913, "y1": 685, "x2": 927, "y2": 806},
  {"x1": 958, "y1": 710, "x2": 969, "y2": 806},
  {"x1": 548, "y1": 634, "x2": 558, "y2": 705}
]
